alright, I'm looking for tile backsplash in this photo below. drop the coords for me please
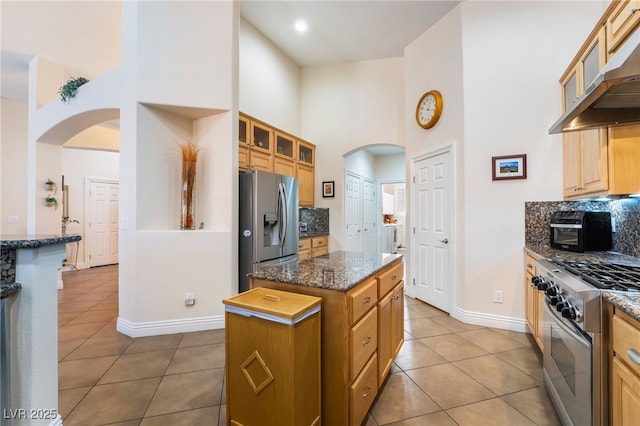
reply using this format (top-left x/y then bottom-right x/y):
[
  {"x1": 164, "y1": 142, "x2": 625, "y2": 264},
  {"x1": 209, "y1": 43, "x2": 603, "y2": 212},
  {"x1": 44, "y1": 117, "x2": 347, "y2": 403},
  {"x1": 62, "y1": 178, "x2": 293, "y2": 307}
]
[{"x1": 525, "y1": 198, "x2": 640, "y2": 258}]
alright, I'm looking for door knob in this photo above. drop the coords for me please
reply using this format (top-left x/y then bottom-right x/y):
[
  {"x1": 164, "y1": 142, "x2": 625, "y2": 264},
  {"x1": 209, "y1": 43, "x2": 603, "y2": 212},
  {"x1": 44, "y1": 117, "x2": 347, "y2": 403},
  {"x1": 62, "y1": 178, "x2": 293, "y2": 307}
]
[{"x1": 439, "y1": 238, "x2": 449, "y2": 244}]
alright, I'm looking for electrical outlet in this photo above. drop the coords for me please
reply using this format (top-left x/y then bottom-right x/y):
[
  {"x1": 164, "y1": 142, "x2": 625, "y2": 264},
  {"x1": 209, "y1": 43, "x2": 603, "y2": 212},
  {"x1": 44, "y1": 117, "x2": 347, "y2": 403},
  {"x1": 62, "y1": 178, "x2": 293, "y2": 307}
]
[
  {"x1": 493, "y1": 290, "x2": 504, "y2": 303},
  {"x1": 185, "y1": 292, "x2": 195, "y2": 306}
]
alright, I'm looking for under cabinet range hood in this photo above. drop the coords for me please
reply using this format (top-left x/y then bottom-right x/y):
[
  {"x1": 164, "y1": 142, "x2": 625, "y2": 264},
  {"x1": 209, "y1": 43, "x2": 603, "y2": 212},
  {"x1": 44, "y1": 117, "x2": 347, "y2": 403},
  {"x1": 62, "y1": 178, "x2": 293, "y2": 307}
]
[{"x1": 549, "y1": 29, "x2": 640, "y2": 134}]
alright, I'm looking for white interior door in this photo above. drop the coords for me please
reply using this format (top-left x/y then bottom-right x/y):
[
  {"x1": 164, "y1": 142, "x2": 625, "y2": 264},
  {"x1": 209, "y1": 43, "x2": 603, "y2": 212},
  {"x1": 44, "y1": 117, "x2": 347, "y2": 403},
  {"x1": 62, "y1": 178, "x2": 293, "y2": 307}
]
[
  {"x1": 413, "y1": 151, "x2": 452, "y2": 312},
  {"x1": 88, "y1": 179, "x2": 119, "y2": 267},
  {"x1": 345, "y1": 172, "x2": 362, "y2": 251},
  {"x1": 362, "y1": 178, "x2": 376, "y2": 252}
]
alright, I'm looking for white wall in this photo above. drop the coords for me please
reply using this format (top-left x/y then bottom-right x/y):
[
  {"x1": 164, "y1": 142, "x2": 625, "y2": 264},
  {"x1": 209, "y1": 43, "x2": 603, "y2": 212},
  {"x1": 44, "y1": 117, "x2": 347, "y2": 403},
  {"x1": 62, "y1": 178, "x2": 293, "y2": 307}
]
[
  {"x1": 404, "y1": 1, "x2": 605, "y2": 328},
  {"x1": 239, "y1": 18, "x2": 301, "y2": 135},
  {"x1": 302, "y1": 58, "x2": 405, "y2": 247},
  {"x1": 1, "y1": 98, "x2": 28, "y2": 234},
  {"x1": 61, "y1": 147, "x2": 119, "y2": 267}
]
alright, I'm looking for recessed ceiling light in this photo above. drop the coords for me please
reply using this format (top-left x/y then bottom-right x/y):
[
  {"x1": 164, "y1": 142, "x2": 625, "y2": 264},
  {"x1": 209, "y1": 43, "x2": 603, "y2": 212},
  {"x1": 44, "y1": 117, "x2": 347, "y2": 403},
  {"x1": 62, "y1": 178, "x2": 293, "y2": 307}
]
[{"x1": 294, "y1": 20, "x2": 308, "y2": 33}]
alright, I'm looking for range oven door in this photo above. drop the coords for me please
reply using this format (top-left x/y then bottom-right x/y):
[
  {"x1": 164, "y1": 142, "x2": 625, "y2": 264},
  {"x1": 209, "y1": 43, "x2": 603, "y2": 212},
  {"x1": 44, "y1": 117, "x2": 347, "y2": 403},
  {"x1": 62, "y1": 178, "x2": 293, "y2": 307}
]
[{"x1": 543, "y1": 300, "x2": 592, "y2": 426}]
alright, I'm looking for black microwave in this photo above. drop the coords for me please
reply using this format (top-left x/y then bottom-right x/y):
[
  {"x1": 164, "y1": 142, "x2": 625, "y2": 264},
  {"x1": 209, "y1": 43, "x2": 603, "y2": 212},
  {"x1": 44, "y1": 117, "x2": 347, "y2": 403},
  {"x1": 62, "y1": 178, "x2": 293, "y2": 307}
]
[{"x1": 549, "y1": 210, "x2": 612, "y2": 252}]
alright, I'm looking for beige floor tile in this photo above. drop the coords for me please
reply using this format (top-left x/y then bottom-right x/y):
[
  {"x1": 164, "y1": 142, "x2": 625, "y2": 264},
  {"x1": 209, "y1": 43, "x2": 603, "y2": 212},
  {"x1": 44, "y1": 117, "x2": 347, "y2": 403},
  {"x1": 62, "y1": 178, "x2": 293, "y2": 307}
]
[
  {"x1": 63, "y1": 377, "x2": 161, "y2": 425},
  {"x1": 430, "y1": 315, "x2": 484, "y2": 333},
  {"x1": 446, "y1": 398, "x2": 537, "y2": 426},
  {"x1": 394, "y1": 339, "x2": 447, "y2": 371},
  {"x1": 58, "y1": 386, "x2": 91, "y2": 419},
  {"x1": 58, "y1": 311, "x2": 83, "y2": 325},
  {"x1": 406, "y1": 302, "x2": 448, "y2": 319},
  {"x1": 58, "y1": 355, "x2": 119, "y2": 390},
  {"x1": 218, "y1": 404, "x2": 227, "y2": 426},
  {"x1": 58, "y1": 322, "x2": 107, "y2": 341},
  {"x1": 502, "y1": 386, "x2": 562, "y2": 426},
  {"x1": 145, "y1": 369, "x2": 225, "y2": 417},
  {"x1": 491, "y1": 327, "x2": 536, "y2": 346},
  {"x1": 370, "y1": 372, "x2": 441, "y2": 424},
  {"x1": 92, "y1": 319, "x2": 120, "y2": 337},
  {"x1": 404, "y1": 317, "x2": 453, "y2": 339},
  {"x1": 457, "y1": 328, "x2": 529, "y2": 353},
  {"x1": 58, "y1": 300, "x2": 100, "y2": 312},
  {"x1": 58, "y1": 338, "x2": 86, "y2": 361},
  {"x1": 420, "y1": 333, "x2": 489, "y2": 361},
  {"x1": 386, "y1": 411, "x2": 458, "y2": 426},
  {"x1": 140, "y1": 406, "x2": 220, "y2": 426},
  {"x1": 91, "y1": 298, "x2": 118, "y2": 311},
  {"x1": 166, "y1": 343, "x2": 226, "y2": 374},
  {"x1": 179, "y1": 329, "x2": 225, "y2": 347},
  {"x1": 66, "y1": 308, "x2": 117, "y2": 325},
  {"x1": 99, "y1": 349, "x2": 175, "y2": 384},
  {"x1": 64, "y1": 334, "x2": 133, "y2": 360},
  {"x1": 406, "y1": 363, "x2": 495, "y2": 409},
  {"x1": 495, "y1": 346, "x2": 543, "y2": 382},
  {"x1": 453, "y1": 355, "x2": 540, "y2": 396},
  {"x1": 125, "y1": 333, "x2": 184, "y2": 354}
]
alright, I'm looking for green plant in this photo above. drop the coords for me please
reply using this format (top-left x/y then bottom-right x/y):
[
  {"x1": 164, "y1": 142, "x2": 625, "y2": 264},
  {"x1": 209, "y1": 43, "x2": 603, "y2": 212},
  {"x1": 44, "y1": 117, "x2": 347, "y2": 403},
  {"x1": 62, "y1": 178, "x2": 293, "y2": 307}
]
[
  {"x1": 61, "y1": 216, "x2": 79, "y2": 225},
  {"x1": 45, "y1": 196, "x2": 58, "y2": 209},
  {"x1": 58, "y1": 77, "x2": 89, "y2": 103},
  {"x1": 46, "y1": 178, "x2": 54, "y2": 185}
]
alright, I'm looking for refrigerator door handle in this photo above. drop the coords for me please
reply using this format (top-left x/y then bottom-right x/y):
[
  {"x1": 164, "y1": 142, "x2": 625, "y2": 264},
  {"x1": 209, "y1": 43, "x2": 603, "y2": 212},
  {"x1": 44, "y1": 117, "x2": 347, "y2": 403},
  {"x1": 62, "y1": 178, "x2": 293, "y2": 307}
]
[{"x1": 278, "y1": 182, "x2": 288, "y2": 248}]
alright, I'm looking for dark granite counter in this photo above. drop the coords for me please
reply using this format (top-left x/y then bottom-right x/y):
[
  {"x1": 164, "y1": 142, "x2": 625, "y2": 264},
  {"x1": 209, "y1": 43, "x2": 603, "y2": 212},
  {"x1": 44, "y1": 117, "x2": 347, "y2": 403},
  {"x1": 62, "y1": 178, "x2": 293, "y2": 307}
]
[
  {"x1": 1, "y1": 234, "x2": 81, "y2": 249},
  {"x1": 251, "y1": 250, "x2": 403, "y2": 291},
  {"x1": 1, "y1": 282, "x2": 22, "y2": 299},
  {"x1": 603, "y1": 291, "x2": 640, "y2": 322},
  {"x1": 1, "y1": 234, "x2": 82, "y2": 284}
]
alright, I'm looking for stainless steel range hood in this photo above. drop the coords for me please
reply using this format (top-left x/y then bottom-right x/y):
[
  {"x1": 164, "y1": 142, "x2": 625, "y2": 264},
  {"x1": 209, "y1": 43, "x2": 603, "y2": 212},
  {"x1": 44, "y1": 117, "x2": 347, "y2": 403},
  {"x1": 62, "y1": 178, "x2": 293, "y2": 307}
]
[{"x1": 549, "y1": 29, "x2": 640, "y2": 134}]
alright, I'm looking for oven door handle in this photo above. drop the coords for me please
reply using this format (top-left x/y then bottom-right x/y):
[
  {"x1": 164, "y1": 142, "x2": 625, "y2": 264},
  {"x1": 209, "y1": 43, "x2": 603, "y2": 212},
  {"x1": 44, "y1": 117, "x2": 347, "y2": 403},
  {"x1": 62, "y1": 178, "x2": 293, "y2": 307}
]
[{"x1": 544, "y1": 299, "x2": 591, "y2": 348}]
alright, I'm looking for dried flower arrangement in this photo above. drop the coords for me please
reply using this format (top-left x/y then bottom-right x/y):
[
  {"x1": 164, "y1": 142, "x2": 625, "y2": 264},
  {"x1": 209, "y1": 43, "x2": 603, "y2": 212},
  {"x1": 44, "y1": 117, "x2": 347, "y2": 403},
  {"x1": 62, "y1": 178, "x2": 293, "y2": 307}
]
[{"x1": 178, "y1": 141, "x2": 200, "y2": 230}]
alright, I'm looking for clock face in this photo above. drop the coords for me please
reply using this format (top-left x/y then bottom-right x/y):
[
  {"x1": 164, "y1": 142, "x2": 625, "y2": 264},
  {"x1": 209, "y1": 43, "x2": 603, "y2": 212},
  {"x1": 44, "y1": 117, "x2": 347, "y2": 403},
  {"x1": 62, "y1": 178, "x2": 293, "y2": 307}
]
[{"x1": 416, "y1": 90, "x2": 443, "y2": 129}]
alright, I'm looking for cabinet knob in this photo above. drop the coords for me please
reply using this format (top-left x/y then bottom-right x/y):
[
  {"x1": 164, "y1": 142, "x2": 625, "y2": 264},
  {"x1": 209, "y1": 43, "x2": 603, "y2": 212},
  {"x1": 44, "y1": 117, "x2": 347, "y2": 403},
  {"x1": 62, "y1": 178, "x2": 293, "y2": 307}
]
[{"x1": 628, "y1": 348, "x2": 640, "y2": 365}]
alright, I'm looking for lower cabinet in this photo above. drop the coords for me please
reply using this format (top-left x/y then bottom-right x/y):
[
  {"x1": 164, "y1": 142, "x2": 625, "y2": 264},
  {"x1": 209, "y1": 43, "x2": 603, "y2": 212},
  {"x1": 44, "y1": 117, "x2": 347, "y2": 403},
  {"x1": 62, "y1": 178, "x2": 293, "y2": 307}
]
[
  {"x1": 611, "y1": 310, "x2": 640, "y2": 425},
  {"x1": 251, "y1": 259, "x2": 404, "y2": 425},
  {"x1": 524, "y1": 252, "x2": 543, "y2": 350},
  {"x1": 298, "y1": 235, "x2": 328, "y2": 259},
  {"x1": 377, "y1": 281, "x2": 404, "y2": 385}
]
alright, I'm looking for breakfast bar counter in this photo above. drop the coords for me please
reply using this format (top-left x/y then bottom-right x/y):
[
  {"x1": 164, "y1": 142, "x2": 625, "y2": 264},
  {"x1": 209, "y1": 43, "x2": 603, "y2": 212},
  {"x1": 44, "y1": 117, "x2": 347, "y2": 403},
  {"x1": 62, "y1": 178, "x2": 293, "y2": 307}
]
[{"x1": 1, "y1": 234, "x2": 81, "y2": 425}]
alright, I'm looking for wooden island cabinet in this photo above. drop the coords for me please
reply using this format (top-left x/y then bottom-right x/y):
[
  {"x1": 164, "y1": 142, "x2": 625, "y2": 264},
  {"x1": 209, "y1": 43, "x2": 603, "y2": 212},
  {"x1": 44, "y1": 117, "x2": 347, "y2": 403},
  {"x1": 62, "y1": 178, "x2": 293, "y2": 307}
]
[{"x1": 250, "y1": 251, "x2": 404, "y2": 426}]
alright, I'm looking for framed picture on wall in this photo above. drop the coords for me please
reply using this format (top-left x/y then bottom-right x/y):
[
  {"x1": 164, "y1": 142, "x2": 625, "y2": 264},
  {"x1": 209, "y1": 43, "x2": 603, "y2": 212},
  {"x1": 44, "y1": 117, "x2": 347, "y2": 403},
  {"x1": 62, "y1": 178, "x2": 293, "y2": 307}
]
[
  {"x1": 322, "y1": 181, "x2": 335, "y2": 198},
  {"x1": 492, "y1": 154, "x2": 527, "y2": 181}
]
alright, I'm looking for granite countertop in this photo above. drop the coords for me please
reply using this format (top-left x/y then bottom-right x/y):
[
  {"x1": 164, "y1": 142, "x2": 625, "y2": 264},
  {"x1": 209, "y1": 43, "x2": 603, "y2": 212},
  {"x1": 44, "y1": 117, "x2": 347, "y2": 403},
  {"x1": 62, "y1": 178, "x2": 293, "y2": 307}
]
[
  {"x1": 1, "y1": 282, "x2": 22, "y2": 299},
  {"x1": 1, "y1": 234, "x2": 82, "y2": 249},
  {"x1": 603, "y1": 291, "x2": 640, "y2": 322},
  {"x1": 526, "y1": 244, "x2": 640, "y2": 322},
  {"x1": 250, "y1": 250, "x2": 403, "y2": 291}
]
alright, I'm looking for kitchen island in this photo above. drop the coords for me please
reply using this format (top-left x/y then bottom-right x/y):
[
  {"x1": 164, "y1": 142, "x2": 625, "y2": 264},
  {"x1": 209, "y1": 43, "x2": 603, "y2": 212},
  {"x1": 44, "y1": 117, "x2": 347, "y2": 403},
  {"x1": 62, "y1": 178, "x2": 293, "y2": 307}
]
[
  {"x1": 1, "y1": 234, "x2": 81, "y2": 426},
  {"x1": 250, "y1": 250, "x2": 404, "y2": 426}
]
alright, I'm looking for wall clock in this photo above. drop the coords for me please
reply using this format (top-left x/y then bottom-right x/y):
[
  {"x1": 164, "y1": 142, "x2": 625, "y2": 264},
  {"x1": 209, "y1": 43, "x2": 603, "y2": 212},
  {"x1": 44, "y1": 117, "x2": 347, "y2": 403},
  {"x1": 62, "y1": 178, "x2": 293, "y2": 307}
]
[{"x1": 415, "y1": 90, "x2": 443, "y2": 129}]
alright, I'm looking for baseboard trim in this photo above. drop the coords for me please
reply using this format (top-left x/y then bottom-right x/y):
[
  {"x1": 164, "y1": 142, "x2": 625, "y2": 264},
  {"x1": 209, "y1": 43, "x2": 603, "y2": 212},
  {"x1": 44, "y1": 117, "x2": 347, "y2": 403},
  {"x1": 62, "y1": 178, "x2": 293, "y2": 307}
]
[
  {"x1": 117, "y1": 315, "x2": 225, "y2": 337},
  {"x1": 451, "y1": 306, "x2": 528, "y2": 333}
]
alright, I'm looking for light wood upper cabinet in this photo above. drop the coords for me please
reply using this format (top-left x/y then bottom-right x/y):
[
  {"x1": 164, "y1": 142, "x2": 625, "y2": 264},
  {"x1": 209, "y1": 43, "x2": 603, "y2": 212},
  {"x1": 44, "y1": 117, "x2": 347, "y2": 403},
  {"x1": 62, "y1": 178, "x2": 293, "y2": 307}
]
[
  {"x1": 559, "y1": 8, "x2": 640, "y2": 200},
  {"x1": 239, "y1": 113, "x2": 316, "y2": 206},
  {"x1": 607, "y1": 0, "x2": 640, "y2": 56}
]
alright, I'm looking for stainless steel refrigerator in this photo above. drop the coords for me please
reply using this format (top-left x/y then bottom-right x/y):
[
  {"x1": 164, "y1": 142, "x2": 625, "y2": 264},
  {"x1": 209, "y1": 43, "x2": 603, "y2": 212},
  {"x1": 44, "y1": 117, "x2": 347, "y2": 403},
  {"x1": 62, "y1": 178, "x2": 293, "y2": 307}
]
[{"x1": 239, "y1": 170, "x2": 299, "y2": 292}]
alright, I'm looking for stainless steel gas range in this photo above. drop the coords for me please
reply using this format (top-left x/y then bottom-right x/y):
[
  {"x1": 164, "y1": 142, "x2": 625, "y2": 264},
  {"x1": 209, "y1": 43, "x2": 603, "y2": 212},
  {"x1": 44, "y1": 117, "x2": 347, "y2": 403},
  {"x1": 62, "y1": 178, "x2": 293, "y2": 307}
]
[{"x1": 532, "y1": 257, "x2": 640, "y2": 426}]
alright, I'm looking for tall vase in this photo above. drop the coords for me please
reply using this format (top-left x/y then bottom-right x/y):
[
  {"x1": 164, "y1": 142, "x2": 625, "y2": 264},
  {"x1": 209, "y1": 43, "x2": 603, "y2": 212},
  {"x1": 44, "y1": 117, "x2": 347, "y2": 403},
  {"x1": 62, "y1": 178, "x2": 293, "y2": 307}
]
[{"x1": 180, "y1": 159, "x2": 196, "y2": 230}]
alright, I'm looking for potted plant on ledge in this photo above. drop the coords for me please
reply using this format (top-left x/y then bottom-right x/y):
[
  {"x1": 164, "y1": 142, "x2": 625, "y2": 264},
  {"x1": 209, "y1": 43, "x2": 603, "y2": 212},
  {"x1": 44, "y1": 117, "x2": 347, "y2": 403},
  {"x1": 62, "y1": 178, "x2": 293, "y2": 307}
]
[{"x1": 61, "y1": 216, "x2": 79, "y2": 235}]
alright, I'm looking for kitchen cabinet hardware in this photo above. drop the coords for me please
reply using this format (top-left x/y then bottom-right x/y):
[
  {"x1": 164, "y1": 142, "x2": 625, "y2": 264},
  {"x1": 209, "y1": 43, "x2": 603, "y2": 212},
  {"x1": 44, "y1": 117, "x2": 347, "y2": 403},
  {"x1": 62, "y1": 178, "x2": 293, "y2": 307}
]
[
  {"x1": 628, "y1": 348, "x2": 640, "y2": 364},
  {"x1": 362, "y1": 336, "x2": 372, "y2": 345},
  {"x1": 362, "y1": 387, "x2": 372, "y2": 398}
]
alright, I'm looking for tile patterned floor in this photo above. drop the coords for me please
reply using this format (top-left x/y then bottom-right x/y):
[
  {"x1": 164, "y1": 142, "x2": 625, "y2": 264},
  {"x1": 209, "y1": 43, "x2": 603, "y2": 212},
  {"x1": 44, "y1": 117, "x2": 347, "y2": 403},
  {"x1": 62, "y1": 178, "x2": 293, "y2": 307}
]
[{"x1": 58, "y1": 265, "x2": 561, "y2": 425}]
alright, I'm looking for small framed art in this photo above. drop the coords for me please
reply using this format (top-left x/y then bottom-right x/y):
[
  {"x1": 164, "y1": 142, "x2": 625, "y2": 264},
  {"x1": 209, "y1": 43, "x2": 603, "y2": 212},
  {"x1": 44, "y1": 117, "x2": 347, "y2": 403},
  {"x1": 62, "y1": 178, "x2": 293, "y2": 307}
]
[
  {"x1": 322, "y1": 181, "x2": 335, "y2": 198},
  {"x1": 492, "y1": 154, "x2": 527, "y2": 181}
]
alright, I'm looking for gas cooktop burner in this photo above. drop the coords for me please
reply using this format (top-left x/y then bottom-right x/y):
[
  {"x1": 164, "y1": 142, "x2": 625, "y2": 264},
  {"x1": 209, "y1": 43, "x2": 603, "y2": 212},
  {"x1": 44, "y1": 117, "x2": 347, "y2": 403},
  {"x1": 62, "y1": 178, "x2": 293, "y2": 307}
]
[{"x1": 554, "y1": 260, "x2": 640, "y2": 292}]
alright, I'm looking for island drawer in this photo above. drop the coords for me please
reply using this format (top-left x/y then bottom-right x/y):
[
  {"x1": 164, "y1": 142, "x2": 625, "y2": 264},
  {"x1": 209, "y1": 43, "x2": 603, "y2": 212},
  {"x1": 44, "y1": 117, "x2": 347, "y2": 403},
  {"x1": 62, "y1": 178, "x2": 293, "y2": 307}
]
[
  {"x1": 350, "y1": 353, "x2": 378, "y2": 426},
  {"x1": 298, "y1": 239, "x2": 311, "y2": 250},
  {"x1": 350, "y1": 278, "x2": 378, "y2": 324},
  {"x1": 311, "y1": 236, "x2": 327, "y2": 248},
  {"x1": 613, "y1": 312, "x2": 640, "y2": 378},
  {"x1": 378, "y1": 261, "x2": 403, "y2": 297},
  {"x1": 350, "y1": 307, "x2": 377, "y2": 382}
]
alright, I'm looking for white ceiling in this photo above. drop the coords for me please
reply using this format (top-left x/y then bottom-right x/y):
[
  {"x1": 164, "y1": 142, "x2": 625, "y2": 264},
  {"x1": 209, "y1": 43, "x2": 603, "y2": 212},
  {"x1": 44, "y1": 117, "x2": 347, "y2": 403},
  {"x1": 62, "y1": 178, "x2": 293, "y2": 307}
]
[{"x1": 239, "y1": 1, "x2": 459, "y2": 67}]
